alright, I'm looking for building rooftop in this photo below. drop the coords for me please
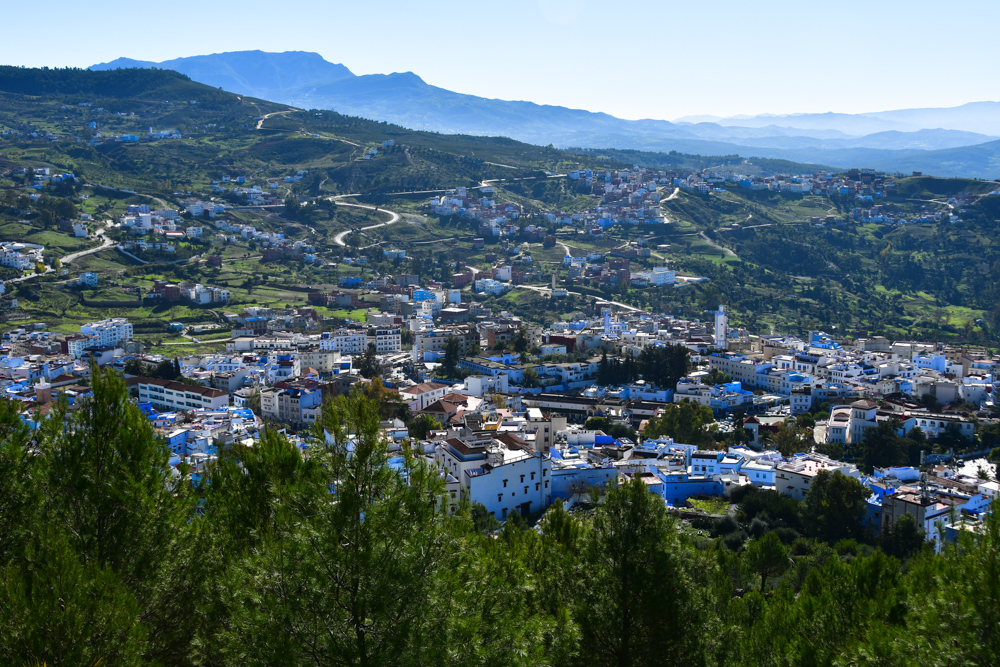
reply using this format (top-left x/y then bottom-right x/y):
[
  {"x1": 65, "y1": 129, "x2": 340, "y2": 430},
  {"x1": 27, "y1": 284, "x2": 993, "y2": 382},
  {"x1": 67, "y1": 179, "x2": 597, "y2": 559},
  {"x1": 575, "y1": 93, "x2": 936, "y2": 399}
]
[{"x1": 126, "y1": 376, "x2": 228, "y2": 399}]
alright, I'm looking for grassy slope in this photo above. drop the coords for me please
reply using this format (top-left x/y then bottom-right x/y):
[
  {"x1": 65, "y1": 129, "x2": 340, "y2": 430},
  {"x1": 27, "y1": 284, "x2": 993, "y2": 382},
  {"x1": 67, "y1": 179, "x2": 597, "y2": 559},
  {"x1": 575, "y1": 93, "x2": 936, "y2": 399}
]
[{"x1": 1, "y1": 67, "x2": 998, "y2": 345}]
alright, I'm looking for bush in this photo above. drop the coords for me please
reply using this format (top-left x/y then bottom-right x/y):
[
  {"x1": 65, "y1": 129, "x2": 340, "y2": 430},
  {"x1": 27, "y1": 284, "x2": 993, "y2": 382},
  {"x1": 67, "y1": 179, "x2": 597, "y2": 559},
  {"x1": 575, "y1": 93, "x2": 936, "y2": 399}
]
[
  {"x1": 689, "y1": 515, "x2": 715, "y2": 532},
  {"x1": 772, "y1": 527, "x2": 801, "y2": 545},
  {"x1": 748, "y1": 517, "x2": 769, "y2": 539},
  {"x1": 724, "y1": 530, "x2": 748, "y2": 551},
  {"x1": 712, "y1": 515, "x2": 740, "y2": 537},
  {"x1": 729, "y1": 484, "x2": 759, "y2": 505},
  {"x1": 834, "y1": 539, "x2": 861, "y2": 557},
  {"x1": 791, "y1": 538, "x2": 816, "y2": 556},
  {"x1": 737, "y1": 488, "x2": 803, "y2": 532}
]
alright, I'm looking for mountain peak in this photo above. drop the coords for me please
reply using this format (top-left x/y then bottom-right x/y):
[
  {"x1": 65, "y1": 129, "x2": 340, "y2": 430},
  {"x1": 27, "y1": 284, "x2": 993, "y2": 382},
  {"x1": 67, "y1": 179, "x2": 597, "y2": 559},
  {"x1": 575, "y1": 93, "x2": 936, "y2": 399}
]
[
  {"x1": 385, "y1": 71, "x2": 426, "y2": 85},
  {"x1": 89, "y1": 50, "x2": 354, "y2": 101},
  {"x1": 90, "y1": 56, "x2": 157, "y2": 70}
]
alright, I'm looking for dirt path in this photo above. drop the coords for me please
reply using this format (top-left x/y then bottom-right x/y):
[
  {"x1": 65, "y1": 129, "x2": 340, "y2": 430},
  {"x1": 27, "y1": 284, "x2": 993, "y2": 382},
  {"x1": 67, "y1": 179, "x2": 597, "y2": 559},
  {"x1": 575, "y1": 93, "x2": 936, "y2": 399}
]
[
  {"x1": 699, "y1": 231, "x2": 737, "y2": 257},
  {"x1": 256, "y1": 109, "x2": 297, "y2": 130}
]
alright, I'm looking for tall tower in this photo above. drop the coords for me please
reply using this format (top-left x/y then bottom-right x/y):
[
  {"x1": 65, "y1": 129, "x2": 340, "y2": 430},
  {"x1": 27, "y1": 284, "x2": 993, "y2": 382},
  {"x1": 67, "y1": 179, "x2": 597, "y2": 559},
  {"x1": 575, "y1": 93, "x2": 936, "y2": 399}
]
[
  {"x1": 603, "y1": 312, "x2": 611, "y2": 335},
  {"x1": 714, "y1": 305, "x2": 728, "y2": 349}
]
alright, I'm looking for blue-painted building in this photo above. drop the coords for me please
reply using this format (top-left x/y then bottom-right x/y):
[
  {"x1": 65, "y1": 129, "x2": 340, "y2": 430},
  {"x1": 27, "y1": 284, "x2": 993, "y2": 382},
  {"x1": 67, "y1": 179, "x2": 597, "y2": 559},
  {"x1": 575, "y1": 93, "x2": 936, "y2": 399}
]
[{"x1": 655, "y1": 471, "x2": 724, "y2": 507}]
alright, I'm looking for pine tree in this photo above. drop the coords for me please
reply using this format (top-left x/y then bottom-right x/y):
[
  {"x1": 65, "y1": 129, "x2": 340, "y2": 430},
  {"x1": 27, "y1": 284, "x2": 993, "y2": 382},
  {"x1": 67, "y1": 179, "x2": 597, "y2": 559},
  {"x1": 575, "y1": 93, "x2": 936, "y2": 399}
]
[
  {"x1": 577, "y1": 476, "x2": 712, "y2": 667},
  {"x1": 220, "y1": 391, "x2": 448, "y2": 665}
]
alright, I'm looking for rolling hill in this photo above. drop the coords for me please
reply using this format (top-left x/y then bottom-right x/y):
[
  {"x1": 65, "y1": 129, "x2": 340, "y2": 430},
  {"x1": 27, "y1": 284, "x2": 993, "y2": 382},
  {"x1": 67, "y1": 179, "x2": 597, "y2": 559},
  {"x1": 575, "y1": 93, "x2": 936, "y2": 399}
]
[{"x1": 86, "y1": 51, "x2": 1000, "y2": 177}]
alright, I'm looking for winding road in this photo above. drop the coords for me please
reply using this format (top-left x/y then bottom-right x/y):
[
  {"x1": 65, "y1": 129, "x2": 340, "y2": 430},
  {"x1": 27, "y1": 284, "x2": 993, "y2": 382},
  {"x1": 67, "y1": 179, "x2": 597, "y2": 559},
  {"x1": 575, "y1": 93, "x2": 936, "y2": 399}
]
[
  {"x1": 62, "y1": 230, "x2": 113, "y2": 264},
  {"x1": 10, "y1": 230, "x2": 114, "y2": 284},
  {"x1": 331, "y1": 197, "x2": 402, "y2": 247}
]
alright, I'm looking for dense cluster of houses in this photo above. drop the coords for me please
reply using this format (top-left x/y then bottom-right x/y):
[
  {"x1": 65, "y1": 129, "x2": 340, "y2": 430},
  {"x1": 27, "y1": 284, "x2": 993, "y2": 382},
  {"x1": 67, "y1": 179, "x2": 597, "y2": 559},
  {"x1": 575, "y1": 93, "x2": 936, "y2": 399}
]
[
  {"x1": 1, "y1": 255, "x2": 997, "y2": 551},
  {"x1": 428, "y1": 168, "x2": 672, "y2": 236},
  {"x1": 704, "y1": 332, "x2": 997, "y2": 426},
  {"x1": 211, "y1": 173, "x2": 288, "y2": 206},
  {"x1": 849, "y1": 205, "x2": 948, "y2": 225},
  {"x1": 0, "y1": 241, "x2": 44, "y2": 270},
  {"x1": 674, "y1": 166, "x2": 977, "y2": 235}
]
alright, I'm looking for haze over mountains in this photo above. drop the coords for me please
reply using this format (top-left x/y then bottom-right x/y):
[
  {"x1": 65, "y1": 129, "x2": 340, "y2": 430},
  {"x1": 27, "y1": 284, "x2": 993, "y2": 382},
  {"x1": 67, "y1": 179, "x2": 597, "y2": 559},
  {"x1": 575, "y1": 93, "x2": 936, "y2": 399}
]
[{"x1": 91, "y1": 51, "x2": 1000, "y2": 178}]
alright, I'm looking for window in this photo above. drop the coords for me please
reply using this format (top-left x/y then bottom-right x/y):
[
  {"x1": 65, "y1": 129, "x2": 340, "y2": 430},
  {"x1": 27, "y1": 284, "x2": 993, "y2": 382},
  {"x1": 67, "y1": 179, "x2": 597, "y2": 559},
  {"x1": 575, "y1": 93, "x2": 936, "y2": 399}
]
[
  {"x1": 520, "y1": 475, "x2": 525, "y2": 483},
  {"x1": 498, "y1": 494, "x2": 503, "y2": 503},
  {"x1": 524, "y1": 486, "x2": 528, "y2": 494},
  {"x1": 503, "y1": 479, "x2": 508, "y2": 488},
  {"x1": 535, "y1": 483, "x2": 539, "y2": 491},
  {"x1": 544, "y1": 480, "x2": 549, "y2": 488},
  {"x1": 502, "y1": 508, "x2": 508, "y2": 519},
  {"x1": 531, "y1": 472, "x2": 536, "y2": 480}
]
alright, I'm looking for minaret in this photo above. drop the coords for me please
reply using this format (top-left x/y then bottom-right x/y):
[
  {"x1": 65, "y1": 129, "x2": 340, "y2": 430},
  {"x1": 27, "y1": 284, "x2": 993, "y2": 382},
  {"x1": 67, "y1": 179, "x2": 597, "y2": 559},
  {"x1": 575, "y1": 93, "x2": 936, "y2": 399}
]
[{"x1": 714, "y1": 305, "x2": 728, "y2": 348}]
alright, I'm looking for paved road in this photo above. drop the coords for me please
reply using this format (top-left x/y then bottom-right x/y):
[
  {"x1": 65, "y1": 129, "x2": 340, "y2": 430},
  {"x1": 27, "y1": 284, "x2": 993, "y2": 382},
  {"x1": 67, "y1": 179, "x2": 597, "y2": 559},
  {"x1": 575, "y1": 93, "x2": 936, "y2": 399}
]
[
  {"x1": 514, "y1": 284, "x2": 645, "y2": 312},
  {"x1": 62, "y1": 231, "x2": 113, "y2": 264},
  {"x1": 331, "y1": 198, "x2": 402, "y2": 247},
  {"x1": 9, "y1": 266, "x2": 53, "y2": 283},
  {"x1": 9, "y1": 230, "x2": 112, "y2": 283}
]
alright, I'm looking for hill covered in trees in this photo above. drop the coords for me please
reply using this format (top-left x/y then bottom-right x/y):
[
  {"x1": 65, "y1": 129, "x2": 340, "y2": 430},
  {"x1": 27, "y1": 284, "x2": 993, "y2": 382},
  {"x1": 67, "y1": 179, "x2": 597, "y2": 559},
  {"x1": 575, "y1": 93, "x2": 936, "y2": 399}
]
[
  {"x1": 0, "y1": 66, "x2": 204, "y2": 99},
  {"x1": 1, "y1": 368, "x2": 998, "y2": 666}
]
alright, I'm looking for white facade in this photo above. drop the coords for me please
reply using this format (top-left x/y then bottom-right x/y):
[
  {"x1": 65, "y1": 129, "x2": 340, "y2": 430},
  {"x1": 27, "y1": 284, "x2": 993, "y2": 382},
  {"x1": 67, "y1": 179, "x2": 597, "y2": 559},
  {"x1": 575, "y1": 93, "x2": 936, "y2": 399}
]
[
  {"x1": 373, "y1": 327, "x2": 402, "y2": 354},
  {"x1": 465, "y1": 446, "x2": 552, "y2": 520},
  {"x1": 475, "y1": 279, "x2": 507, "y2": 295},
  {"x1": 319, "y1": 330, "x2": 369, "y2": 355},
  {"x1": 135, "y1": 378, "x2": 229, "y2": 412},
  {"x1": 80, "y1": 317, "x2": 133, "y2": 347},
  {"x1": 0, "y1": 248, "x2": 37, "y2": 270},
  {"x1": 904, "y1": 414, "x2": 975, "y2": 441},
  {"x1": 64, "y1": 336, "x2": 91, "y2": 359},
  {"x1": 774, "y1": 455, "x2": 860, "y2": 502},
  {"x1": 399, "y1": 382, "x2": 449, "y2": 411},
  {"x1": 435, "y1": 438, "x2": 552, "y2": 520},
  {"x1": 462, "y1": 374, "x2": 509, "y2": 397}
]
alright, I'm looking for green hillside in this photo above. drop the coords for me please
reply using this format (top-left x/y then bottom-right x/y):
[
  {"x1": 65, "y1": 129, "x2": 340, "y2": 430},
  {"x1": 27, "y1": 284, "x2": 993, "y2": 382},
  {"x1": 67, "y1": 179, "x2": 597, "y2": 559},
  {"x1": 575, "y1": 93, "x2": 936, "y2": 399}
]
[
  {"x1": 0, "y1": 66, "x2": 201, "y2": 98},
  {"x1": 1, "y1": 66, "x2": 999, "y2": 345},
  {"x1": 892, "y1": 175, "x2": 998, "y2": 198},
  {"x1": 571, "y1": 146, "x2": 833, "y2": 177}
]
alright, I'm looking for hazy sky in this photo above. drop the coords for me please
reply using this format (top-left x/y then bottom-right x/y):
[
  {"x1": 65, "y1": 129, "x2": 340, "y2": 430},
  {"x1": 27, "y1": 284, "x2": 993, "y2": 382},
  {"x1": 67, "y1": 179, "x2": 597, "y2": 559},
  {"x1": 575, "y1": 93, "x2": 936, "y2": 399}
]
[{"x1": 5, "y1": 0, "x2": 999, "y2": 120}]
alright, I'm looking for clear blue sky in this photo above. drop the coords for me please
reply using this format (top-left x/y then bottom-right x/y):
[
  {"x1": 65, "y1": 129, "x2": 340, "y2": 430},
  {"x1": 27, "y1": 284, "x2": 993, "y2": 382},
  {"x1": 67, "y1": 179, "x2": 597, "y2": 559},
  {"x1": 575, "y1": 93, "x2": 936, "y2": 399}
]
[{"x1": 5, "y1": 0, "x2": 999, "y2": 121}]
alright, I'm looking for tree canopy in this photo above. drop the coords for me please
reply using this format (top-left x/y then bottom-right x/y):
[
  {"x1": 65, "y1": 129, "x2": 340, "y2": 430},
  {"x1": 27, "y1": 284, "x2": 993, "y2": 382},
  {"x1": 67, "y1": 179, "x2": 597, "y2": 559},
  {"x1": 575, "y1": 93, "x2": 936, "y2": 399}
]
[{"x1": 0, "y1": 370, "x2": 999, "y2": 667}]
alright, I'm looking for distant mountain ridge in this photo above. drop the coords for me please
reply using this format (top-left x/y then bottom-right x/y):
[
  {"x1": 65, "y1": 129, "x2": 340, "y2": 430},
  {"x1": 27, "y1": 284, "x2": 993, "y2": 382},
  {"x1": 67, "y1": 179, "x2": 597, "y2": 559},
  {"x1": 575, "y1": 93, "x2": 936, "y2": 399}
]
[
  {"x1": 678, "y1": 101, "x2": 1000, "y2": 137},
  {"x1": 88, "y1": 51, "x2": 1000, "y2": 178},
  {"x1": 91, "y1": 51, "x2": 354, "y2": 105}
]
